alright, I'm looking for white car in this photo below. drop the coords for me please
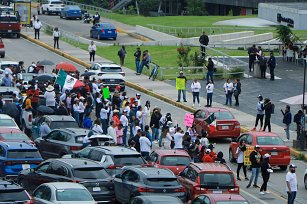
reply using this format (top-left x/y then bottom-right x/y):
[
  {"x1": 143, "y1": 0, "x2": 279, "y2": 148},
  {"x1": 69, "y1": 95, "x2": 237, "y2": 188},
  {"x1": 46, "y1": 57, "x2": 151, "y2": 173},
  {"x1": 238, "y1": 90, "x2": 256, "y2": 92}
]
[
  {"x1": 304, "y1": 168, "x2": 307, "y2": 189},
  {"x1": 96, "y1": 73, "x2": 125, "y2": 92},
  {"x1": 0, "y1": 60, "x2": 18, "y2": 72},
  {"x1": 32, "y1": 182, "x2": 96, "y2": 204},
  {"x1": 0, "y1": 114, "x2": 19, "y2": 129},
  {"x1": 41, "y1": 0, "x2": 65, "y2": 15},
  {"x1": 88, "y1": 62, "x2": 125, "y2": 76}
]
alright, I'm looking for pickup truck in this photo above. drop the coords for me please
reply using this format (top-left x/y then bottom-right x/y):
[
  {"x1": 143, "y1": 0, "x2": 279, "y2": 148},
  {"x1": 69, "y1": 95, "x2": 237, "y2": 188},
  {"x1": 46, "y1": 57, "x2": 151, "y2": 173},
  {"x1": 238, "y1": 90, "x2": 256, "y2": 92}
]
[
  {"x1": 41, "y1": 0, "x2": 65, "y2": 15},
  {"x1": 0, "y1": 14, "x2": 21, "y2": 38}
]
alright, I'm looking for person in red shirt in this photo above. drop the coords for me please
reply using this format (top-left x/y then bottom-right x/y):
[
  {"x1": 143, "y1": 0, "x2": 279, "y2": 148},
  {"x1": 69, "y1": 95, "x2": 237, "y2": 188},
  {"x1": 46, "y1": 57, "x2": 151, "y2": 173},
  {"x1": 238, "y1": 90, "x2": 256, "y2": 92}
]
[
  {"x1": 27, "y1": 86, "x2": 40, "y2": 109},
  {"x1": 112, "y1": 109, "x2": 120, "y2": 127},
  {"x1": 202, "y1": 149, "x2": 214, "y2": 163}
]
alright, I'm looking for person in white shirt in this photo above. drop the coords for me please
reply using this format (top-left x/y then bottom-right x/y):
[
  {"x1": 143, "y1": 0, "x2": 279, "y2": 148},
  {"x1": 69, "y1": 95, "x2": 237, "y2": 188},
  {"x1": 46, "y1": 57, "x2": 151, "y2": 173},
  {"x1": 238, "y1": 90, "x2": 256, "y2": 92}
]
[
  {"x1": 206, "y1": 80, "x2": 214, "y2": 107},
  {"x1": 173, "y1": 127, "x2": 184, "y2": 150},
  {"x1": 100, "y1": 105, "x2": 109, "y2": 133},
  {"x1": 162, "y1": 126, "x2": 173, "y2": 149},
  {"x1": 236, "y1": 140, "x2": 248, "y2": 180},
  {"x1": 44, "y1": 85, "x2": 56, "y2": 109},
  {"x1": 91, "y1": 119, "x2": 103, "y2": 134},
  {"x1": 53, "y1": 27, "x2": 60, "y2": 49},
  {"x1": 286, "y1": 164, "x2": 298, "y2": 204},
  {"x1": 73, "y1": 98, "x2": 80, "y2": 126},
  {"x1": 120, "y1": 110, "x2": 129, "y2": 144},
  {"x1": 88, "y1": 41, "x2": 96, "y2": 62},
  {"x1": 223, "y1": 78, "x2": 234, "y2": 106},
  {"x1": 107, "y1": 121, "x2": 117, "y2": 145},
  {"x1": 78, "y1": 97, "x2": 86, "y2": 127},
  {"x1": 139, "y1": 131, "x2": 151, "y2": 159},
  {"x1": 191, "y1": 79, "x2": 201, "y2": 107},
  {"x1": 136, "y1": 106, "x2": 144, "y2": 129},
  {"x1": 33, "y1": 19, "x2": 42, "y2": 39},
  {"x1": 143, "y1": 101, "x2": 151, "y2": 127},
  {"x1": 135, "y1": 93, "x2": 142, "y2": 106}
]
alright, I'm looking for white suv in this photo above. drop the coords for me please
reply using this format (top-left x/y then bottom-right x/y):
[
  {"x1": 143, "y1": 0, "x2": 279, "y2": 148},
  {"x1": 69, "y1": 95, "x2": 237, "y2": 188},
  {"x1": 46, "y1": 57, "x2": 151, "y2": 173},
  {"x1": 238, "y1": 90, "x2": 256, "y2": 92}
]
[
  {"x1": 41, "y1": 0, "x2": 65, "y2": 15},
  {"x1": 89, "y1": 62, "x2": 125, "y2": 76}
]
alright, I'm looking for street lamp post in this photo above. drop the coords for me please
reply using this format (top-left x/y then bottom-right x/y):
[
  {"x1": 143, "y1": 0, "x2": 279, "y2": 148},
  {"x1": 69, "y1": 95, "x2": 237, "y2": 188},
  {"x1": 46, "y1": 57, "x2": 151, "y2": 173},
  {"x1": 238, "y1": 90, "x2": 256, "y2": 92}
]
[{"x1": 300, "y1": 58, "x2": 307, "y2": 150}]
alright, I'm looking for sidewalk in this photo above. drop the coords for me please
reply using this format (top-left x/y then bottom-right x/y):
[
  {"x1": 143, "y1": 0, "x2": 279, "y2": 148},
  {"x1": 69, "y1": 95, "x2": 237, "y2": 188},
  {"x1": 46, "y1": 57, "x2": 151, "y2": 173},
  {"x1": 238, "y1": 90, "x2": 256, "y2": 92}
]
[{"x1": 21, "y1": 28, "x2": 307, "y2": 160}]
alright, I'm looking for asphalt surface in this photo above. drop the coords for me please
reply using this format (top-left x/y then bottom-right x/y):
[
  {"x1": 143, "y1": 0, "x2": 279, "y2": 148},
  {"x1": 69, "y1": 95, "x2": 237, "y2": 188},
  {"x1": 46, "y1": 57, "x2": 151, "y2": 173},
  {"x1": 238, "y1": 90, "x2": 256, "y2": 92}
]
[{"x1": 3, "y1": 36, "x2": 307, "y2": 204}]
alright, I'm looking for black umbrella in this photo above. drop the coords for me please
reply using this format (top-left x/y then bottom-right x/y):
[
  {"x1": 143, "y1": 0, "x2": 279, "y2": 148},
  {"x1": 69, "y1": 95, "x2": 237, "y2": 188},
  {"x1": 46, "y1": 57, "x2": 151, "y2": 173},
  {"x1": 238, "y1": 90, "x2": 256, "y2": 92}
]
[
  {"x1": 37, "y1": 60, "x2": 54, "y2": 66},
  {"x1": 81, "y1": 71, "x2": 96, "y2": 77},
  {"x1": 36, "y1": 105, "x2": 54, "y2": 115},
  {"x1": 3, "y1": 103, "x2": 20, "y2": 120},
  {"x1": 35, "y1": 74, "x2": 55, "y2": 83}
]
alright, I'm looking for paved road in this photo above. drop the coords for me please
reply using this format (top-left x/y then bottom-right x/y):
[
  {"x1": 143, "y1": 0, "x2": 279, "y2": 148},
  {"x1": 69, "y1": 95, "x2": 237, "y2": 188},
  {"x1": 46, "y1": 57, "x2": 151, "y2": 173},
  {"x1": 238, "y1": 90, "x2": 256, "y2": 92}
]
[
  {"x1": 38, "y1": 14, "x2": 142, "y2": 45},
  {"x1": 4, "y1": 37, "x2": 307, "y2": 204}
]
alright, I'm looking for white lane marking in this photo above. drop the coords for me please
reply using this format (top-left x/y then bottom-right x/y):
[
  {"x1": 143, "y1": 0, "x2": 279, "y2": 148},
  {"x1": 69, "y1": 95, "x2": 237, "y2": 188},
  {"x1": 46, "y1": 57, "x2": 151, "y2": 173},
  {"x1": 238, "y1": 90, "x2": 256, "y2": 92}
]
[{"x1": 240, "y1": 188, "x2": 269, "y2": 204}]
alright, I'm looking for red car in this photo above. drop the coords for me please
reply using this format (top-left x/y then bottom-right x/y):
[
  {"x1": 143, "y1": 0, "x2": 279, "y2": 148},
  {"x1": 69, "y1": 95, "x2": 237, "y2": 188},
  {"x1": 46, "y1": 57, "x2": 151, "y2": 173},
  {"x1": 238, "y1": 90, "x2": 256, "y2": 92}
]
[
  {"x1": 0, "y1": 37, "x2": 4, "y2": 58},
  {"x1": 191, "y1": 194, "x2": 249, "y2": 204},
  {"x1": 229, "y1": 131, "x2": 290, "y2": 170},
  {"x1": 178, "y1": 163, "x2": 239, "y2": 201},
  {"x1": 149, "y1": 149, "x2": 191, "y2": 175},
  {"x1": 193, "y1": 108, "x2": 240, "y2": 139},
  {"x1": 0, "y1": 128, "x2": 34, "y2": 145}
]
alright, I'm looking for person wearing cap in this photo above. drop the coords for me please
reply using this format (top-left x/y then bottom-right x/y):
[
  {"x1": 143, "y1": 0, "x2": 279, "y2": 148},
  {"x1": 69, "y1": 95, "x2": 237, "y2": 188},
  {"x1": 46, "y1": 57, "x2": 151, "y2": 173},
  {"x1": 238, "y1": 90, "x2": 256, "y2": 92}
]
[
  {"x1": 281, "y1": 105, "x2": 292, "y2": 141},
  {"x1": 176, "y1": 71, "x2": 187, "y2": 102},
  {"x1": 73, "y1": 98, "x2": 80, "y2": 125},
  {"x1": 135, "y1": 93, "x2": 142, "y2": 106},
  {"x1": 44, "y1": 85, "x2": 56, "y2": 109},
  {"x1": 252, "y1": 95, "x2": 264, "y2": 131},
  {"x1": 268, "y1": 52, "x2": 276, "y2": 81},
  {"x1": 112, "y1": 109, "x2": 120, "y2": 127},
  {"x1": 247, "y1": 145, "x2": 262, "y2": 188},
  {"x1": 120, "y1": 109, "x2": 129, "y2": 145},
  {"x1": 139, "y1": 131, "x2": 151, "y2": 159},
  {"x1": 286, "y1": 164, "x2": 298, "y2": 204},
  {"x1": 260, "y1": 153, "x2": 272, "y2": 195},
  {"x1": 202, "y1": 149, "x2": 214, "y2": 163}
]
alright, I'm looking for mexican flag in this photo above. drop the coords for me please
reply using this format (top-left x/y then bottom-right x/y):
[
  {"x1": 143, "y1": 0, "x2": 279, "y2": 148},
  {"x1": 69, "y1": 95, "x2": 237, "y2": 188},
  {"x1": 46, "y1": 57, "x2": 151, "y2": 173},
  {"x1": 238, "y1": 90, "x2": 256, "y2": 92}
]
[
  {"x1": 55, "y1": 69, "x2": 84, "y2": 90},
  {"x1": 205, "y1": 113, "x2": 216, "y2": 133}
]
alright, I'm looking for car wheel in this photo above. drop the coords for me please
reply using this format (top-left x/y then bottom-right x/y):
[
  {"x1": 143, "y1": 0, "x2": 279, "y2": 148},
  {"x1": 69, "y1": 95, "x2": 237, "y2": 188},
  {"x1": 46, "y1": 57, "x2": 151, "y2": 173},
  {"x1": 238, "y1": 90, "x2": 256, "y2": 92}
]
[
  {"x1": 304, "y1": 175, "x2": 307, "y2": 189},
  {"x1": 280, "y1": 165, "x2": 288, "y2": 171},
  {"x1": 229, "y1": 149, "x2": 235, "y2": 163}
]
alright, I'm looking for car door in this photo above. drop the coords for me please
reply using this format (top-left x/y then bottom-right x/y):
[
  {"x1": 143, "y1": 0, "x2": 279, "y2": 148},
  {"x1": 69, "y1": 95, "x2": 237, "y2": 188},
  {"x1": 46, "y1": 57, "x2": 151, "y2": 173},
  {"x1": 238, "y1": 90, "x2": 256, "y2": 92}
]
[
  {"x1": 47, "y1": 162, "x2": 70, "y2": 182},
  {"x1": 44, "y1": 130, "x2": 68, "y2": 158},
  {"x1": 92, "y1": 24, "x2": 99, "y2": 38},
  {"x1": 25, "y1": 162, "x2": 51, "y2": 191},
  {"x1": 149, "y1": 151, "x2": 159, "y2": 167},
  {"x1": 193, "y1": 110, "x2": 208, "y2": 134},
  {"x1": 114, "y1": 170, "x2": 138, "y2": 202},
  {"x1": 33, "y1": 185, "x2": 53, "y2": 204}
]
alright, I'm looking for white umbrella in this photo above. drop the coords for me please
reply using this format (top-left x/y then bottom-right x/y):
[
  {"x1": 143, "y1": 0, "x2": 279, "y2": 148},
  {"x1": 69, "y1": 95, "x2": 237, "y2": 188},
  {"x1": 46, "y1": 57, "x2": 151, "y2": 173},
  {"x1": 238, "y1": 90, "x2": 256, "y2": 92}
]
[{"x1": 280, "y1": 93, "x2": 307, "y2": 105}]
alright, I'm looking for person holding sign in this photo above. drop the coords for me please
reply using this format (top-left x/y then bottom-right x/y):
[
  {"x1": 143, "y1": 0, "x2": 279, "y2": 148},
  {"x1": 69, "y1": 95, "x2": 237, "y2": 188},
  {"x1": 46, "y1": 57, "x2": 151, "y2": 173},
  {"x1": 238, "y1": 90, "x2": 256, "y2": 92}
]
[
  {"x1": 236, "y1": 140, "x2": 248, "y2": 181},
  {"x1": 176, "y1": 71, "x2": 187, "y2": 102}
]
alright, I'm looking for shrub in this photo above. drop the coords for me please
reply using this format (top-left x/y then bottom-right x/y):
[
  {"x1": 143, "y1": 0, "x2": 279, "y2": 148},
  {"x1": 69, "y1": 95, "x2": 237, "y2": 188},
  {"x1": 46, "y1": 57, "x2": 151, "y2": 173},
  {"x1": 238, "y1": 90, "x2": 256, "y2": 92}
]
[
  {"x1": 227, "y1": 67, "x2": 244, "y2": 78},
  {"x1": 177, "y1": 45, "x2": 192, "y2": 67}
]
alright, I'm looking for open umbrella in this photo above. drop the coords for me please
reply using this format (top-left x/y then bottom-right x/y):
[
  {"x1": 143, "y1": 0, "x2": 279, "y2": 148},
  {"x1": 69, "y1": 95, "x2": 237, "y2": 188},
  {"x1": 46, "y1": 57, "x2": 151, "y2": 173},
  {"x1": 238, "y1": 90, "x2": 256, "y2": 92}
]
[
  {"x1": 36, "y1": 105, "x2": 54, "y2": 115},
  {"x1": 37, "y1": 60, "x2": 54, "y2": 66},
  {"x1": 34, "y1": 74, "x2": 55, "y2": 83},
  {"x1": 56, "y1": 62, "x2": 77, "y2": 72},
  {"x1": 81, "y1": 71, "x2": 96, "y2": 77},
  {"x1": 3, "y1": 103, "x2": 20, "y2": 120}
]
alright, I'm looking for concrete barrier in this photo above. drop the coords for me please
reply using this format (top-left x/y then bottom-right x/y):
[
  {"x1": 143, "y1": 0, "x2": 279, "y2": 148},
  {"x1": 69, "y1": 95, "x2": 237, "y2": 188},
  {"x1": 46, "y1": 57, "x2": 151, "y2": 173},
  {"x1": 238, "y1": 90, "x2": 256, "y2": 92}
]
[
  {"x1": 136, "y1": 25, "x2": 179, "y2": 41},
  {"x1": 222, "y1": 33, "x2": 273, "y2": 45}
]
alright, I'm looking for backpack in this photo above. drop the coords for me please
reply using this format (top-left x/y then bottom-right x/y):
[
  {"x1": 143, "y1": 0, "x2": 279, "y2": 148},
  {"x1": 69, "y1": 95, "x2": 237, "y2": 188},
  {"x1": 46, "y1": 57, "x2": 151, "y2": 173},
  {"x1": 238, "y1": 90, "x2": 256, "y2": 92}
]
[{"x1": 22, "y1": 97, "x2": 29, "y2": 109}]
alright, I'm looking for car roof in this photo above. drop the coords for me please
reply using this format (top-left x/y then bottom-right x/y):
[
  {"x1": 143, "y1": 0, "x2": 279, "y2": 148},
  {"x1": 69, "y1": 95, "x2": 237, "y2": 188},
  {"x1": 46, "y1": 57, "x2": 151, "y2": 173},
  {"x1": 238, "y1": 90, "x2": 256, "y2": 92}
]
[
  {"x1": 64, "y1": 128, "x2": 90, "y2": 136},
  {"x1": 44, "y1": 115, "x2": 76, "y2": 121},
  {"x1": 190, "y1": 163, "x2": 231, "y2": 173},
  {"x1": 96, "y1": 74, "x2": 124, "y2": 79},
  {"x1": 52, "y1": 158, "x2": 102, "y2": 168},
  {"x1": 244, "y1": 131, "x2": 279, "y2": 137},
  {"x1": 0, "y1": 180, "x2": 23, "y2": 190},
  {"x1": 0, "y1": 141, "x2": 37, "y2": 150},
  {"x1": 91, "y1": 146, "x2": 141, "y2": 155},
  {"x1": 130, "y1": 167, "x2": 175, "y2": 178},
  {"x1": 0, "y1": 61, "x2": 18, "y2": 64},
  {"x1": 46, "y1": 182, "x2": 86, "y2": 189},
  {"x1": 136, "y1": 195, "x2": 183, "y2": 203},
  {"x1": 154, "y1": 149, "x2": 190, "y2": 157},
  {"x1": 0, "y1": 128, "x2": 23, "y2": 133},
  {"x1": 204, "y1": 193, "x2": 247, "y2": 201},
  {"x1": 0, "y1": 114, "x2": 14, "y2": 119},
  {"x1": 0, "y1": 87, "x2": 20, "y2": 93},
  {"x1": 94, "y1": 62, "x2": 121, "y2": 68}
]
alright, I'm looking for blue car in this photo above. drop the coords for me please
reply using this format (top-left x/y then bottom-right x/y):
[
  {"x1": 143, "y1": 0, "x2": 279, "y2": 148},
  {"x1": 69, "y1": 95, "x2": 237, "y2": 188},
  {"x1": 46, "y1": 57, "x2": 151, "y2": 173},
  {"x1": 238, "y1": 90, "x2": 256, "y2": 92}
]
[
  {"x1": 0, "y1": 141, "x2": 43, "y2": 177},
  {"x1": 90, "y1": 23, "x2": 117, "y2": 40},
  {"x1": 60, "y1": 5, "x2": 82, "y2": 20}
]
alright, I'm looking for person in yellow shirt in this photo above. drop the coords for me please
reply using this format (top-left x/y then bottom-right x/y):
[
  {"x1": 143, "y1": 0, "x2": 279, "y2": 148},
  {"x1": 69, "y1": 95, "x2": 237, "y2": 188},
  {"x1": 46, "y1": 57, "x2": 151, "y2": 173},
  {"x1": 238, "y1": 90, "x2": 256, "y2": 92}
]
[{"x1": 25, "y1": 94, "x2": 33, "y2": 110}]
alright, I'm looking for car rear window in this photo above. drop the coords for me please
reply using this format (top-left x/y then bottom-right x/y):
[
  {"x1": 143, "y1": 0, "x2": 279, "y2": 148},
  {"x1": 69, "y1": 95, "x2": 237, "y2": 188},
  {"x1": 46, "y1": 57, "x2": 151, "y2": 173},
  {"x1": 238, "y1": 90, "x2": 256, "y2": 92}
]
[
  {"x1": 160, "y1": 156, "x2": 191, "y2": 166},
  {"x1": 56, "y1": 189, "x2": 93, "y2": 201},
  {"x1": 200, "y1": 173, "x2": 234, "y2": 188},
  {"x1": 0, "y1": 133, "x2": 29, "y2": 141},
  {"x1": 146, "y1": 178, "x2": 179, "y2": 187},
  {"x1": 100, "y1": 67, "x2": 122, "y2": 72},
  {"x1": 73, "y1": 167, "x2": 109, "y2": 179},
  {"x1": 7, "y1": 149, "x2": 41, "y2": 159},
  {"x1": 113, "y1": 155, "x2": 146, "y2": 166},
  {"x1": 101, "y1": 24, "x2": 115, "y2": 29},
  {"x1": 210, "y1": 112, "x2": 234, "y2": 120},
  {"x1": 51, "y1": 1, "x2": 63, "y2": 4},
  {"x1": 50, "y1": 121, "x2": 79, "y2": 129},
  {"x1": 67, "y1": 6, "x2": 80, "y2": 10},
  {"x1": 0, "y1": 119, "x2": 16, "y2": 127},
  {"x1": 0, "y1": 189, "x2": 30, "y2": 202},
  {"x1": 0, "y1": 16, "x2": 18, "y2": 21},
  {"x1": 256, "y1": 136, "x2": 284, "y2": 145},
  {"x1": 75, "y1": 135, "x2": 85, "y2": 144}
]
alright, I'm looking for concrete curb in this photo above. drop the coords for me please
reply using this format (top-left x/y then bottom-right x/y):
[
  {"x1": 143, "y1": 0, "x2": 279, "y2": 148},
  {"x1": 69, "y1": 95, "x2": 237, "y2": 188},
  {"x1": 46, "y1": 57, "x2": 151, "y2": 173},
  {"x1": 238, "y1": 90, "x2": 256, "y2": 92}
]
[
  {"x1": 21, "y1": 32, "x2": 306, "y2": 162},
  {"x1": 116, "y1": 27, "x2": 151, "y2": 42}
]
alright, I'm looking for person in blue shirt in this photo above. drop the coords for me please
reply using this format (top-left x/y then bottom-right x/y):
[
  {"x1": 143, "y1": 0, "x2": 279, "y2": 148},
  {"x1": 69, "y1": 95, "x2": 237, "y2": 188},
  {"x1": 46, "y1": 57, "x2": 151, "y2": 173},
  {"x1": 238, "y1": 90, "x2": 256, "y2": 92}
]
[
  {"x1": 82, "y1": 113, "x2": 93, "y2": 129},
  {"x1": 2, "y1": 72, "x2": 12, "y2": 87}
]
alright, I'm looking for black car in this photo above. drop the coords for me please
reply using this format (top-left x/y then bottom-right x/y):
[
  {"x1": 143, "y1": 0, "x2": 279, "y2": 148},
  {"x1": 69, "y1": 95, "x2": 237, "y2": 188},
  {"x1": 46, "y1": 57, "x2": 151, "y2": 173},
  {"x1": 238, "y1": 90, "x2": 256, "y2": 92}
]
[
  {"x1": 17, "y1": 158, "x2": 115, "y2": 203},
  {"x1": 114, "y1": 166, "x2": 186, "y2": 203},
  {"x1": 0, "y1": 179, "x2": 32, "y2": 203},
  {"x1": 71, "y1": 146, "x2": 147, "y2": 176},
  {"x1": 35, "y1": 128, "x2": 89, "y2": 159}
]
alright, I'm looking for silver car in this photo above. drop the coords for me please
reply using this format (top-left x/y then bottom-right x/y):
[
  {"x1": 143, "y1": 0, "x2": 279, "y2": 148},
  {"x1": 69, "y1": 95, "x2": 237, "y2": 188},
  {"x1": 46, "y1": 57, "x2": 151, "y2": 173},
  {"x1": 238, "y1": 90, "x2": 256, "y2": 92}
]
[{"x1": 32, "y1": 182, "x2": 96, "y2": 204}]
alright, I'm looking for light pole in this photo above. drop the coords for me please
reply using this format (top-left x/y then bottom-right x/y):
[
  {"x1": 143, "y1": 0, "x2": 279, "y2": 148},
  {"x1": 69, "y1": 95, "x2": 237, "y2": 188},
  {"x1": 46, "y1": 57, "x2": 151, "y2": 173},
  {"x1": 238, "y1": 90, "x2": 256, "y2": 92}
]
[{"x1": 300, "y1": 58, "x2": 307, "y2": 150}]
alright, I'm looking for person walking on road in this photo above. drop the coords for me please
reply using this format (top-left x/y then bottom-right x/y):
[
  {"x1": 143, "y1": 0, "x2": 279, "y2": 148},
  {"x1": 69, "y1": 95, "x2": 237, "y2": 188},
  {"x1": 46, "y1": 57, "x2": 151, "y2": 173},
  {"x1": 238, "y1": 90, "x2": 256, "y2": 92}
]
[
  {"x1": 233, "y1": 78, "x2": 241, "y2": 106},
  {"x1": 260, "y1": 153, "x2": 273, "y2": 194},
  {"x1": 206, "y1": 58, "x2": 214, "y2": 83},
  {"x1": 191, "y1": 79, "x2": 201, "y2": 107},
  {"x1": 236, "y1": 140, "x2": 248, "y2": 181},
  {"x1": 248, "y1": 44, "x2": 257, "y2": 72},
  {"x1": 199, "y1": 32, "x2": 209, "y2": 57},
  {"x1": 268, "y1": 52, "x2": 276, "y2": 80},
  {"x1": 252, "y1": 95, "x2": 264, "y2": 131},
  {"x1": 206, "y1": 80, "x2": 214, "y2": 107},
  {"x1": 223, "y1": 79, "x2": 233, "y2": 106},
  {"x1": 176, "y1": 71, "x2": 187, "y2": 102},
  {"x1": 33, "y1": 19, "x2": 42, "y2": 39},
  {"x1": 293, "y1": 110, "x2": 303, "y2": 140},
  {"x1": 246, "y1": 145, "x2": 262, "y2": 188},
  {"x1": 282, "y1": 105, "x2": 292, "y2": 141},
  {"x1": 286, "y1": 164, "x2": 298, "y2": 204},
  {"x1": 53, "y1": 27, "x2": 60, "y2": 49},
  {"x1": 88, "y1": 41, "x2": 96, "y2": 63},
  {"x1": 134, "y1": 47, "x2": 141, "y2": 74},
  {"x1": 263, "y1": 98, "x2": 273, "y2": 132},
  {"x1": 118, "y1": 45, "x2": 127, "y2": 66}
]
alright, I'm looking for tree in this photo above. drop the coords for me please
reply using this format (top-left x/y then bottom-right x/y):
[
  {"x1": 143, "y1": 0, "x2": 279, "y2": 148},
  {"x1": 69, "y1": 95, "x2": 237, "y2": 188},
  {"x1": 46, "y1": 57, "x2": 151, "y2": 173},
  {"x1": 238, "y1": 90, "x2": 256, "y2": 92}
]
[
  {"x1": 138, "y1": 0, "x2": 160, "y2": 16},
  {"x1": 276, "y1": 25, "x2": 299, "y2": 44},
  {"x1": 186, "y1": 0, "x2": 207, "y2": 16}
]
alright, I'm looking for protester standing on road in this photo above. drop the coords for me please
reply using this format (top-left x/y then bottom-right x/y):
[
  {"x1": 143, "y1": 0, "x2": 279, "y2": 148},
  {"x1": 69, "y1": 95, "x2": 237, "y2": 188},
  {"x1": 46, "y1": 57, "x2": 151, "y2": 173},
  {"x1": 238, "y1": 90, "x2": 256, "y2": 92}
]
[
  {"x1": 223, "y1": 79, "x2": 233, "y2": 106},
  {"x1": 268, "y1": 52, "x2": 276, "y2": 81},
  {"x1": 252, "y1": 95, "x2": 264, "y2": 131},
  {"x1": 150, "y1": 108, "x2": 162, "y2": 142},
  {"x1": 282, "y1": 105, "x2": 292, "y2": 141},
  {"x1": 260, "y1": 153, "x2": 272, "y2": 195},
  {"x1": 246, "y1": 145, "x2": 262, "y2": 188},
  {"x1": 259, "y1": 53, "x2": 268, "y2": 79},
  {"x1": 93, "y1": 12, "x2": 100, "y2": 25},
  {"x1": 134, "y1": 47, "x2": 141, "y2": 74},
  {"x1": 173, "y1": 127, "x2": 184, "y2": 150},
  {"x1": 206, "y1": 58, "x2": 214, "y2": 83},
  {"x1": 30, "y1": 14, "x2": 36, "y2": 27},
  {"x1": 286, "y1": 164, "x2": 298, "y2": 204},
  {"x1": 44, "y1": 85, "x2": 56, "y2": 109},
  {"x1": 206, "y1": 80, "x2": 214, "y2": 107},
  {"x1": 143, "y1": 101, "x2": 151, "y2": 128},
  {"x1": 33, "y1": 19, "x2": 42, "y2": 40},
  {"x1": 191, "y1": 79, "x2": 201, "y2": 107},
  {"x1": 294, "y1": 110, "x2": 303, "y2": 140},
  {"x1": 128, "y1": 129, "x2": 141, "y2": 152},
  {"x1": 118, "y1": 45, "x2": 127, "y2": 66},
  {"x1": 120, "y1": 110, "x2": 129, "y2": 145},
  {"x1": 248, "y1": 44, "x2": 257, "y2": 72},
  {"x1": 233, "y1": 78, "x2": 241, "y2": 106},
  {"x1": 199, "y1": 32, "x2": 209, "y2": 57},
  {"x1": 139, "y1": 131, "x2": 151, "y2": 159},
  {"x1": 263, "y1": 98, "x2": 273, "y2": 132},
  {"x1": 53, "y1": 27, "x2": 60, "y2": 49},
  {"x1": 88, "y1": 41, "x2": 96, "y2": 63},
  {"x1": 176, "y1": 71, "x2": 187, "y2": 102},
  {"x1": 236, "y1": 140, "x2": 248, "y2": 181}
]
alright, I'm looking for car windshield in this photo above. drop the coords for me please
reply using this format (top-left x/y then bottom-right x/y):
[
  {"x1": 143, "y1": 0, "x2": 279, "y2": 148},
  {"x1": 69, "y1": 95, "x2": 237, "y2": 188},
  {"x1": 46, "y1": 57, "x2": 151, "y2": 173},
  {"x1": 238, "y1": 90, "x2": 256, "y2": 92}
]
[
  {"x1": 146, "y1": 178, "x2": 179, "y2": 187},
  {"x1": 199, "y1": 173, "x2": 234, "y2": 188},
  {"x1": 73, "y1": 167, "x2": 109, "y2": 179},
  {"x1": 0, "y1": 119, "x2": 16, "y2": 127},
  {"x1": 50, "y1": 121, "x2": 79, "y2": 129},
  {"x1": 216, "y1": 202, "x2": 249, "y2": 204},
  {"x1": 257, "y1": 136, "x2": 284, "y2": 145},
  {"x1": 0, "y1": 133, "x2": 29, "y2": 141},
  {"x1": 160, "y1": 156, "x2": 191, "y2": 166},
  {"x1": 113, "y1": 155, "x2": 146, "y2": 166},
  {"x1": 100, "y1": 66, "x2": 122, "y2": 72},
  {"x1": 210, "y1": 111, "x2": 234, "y2": 120},
  {"x1": 51, "y1": 1, "x2": 63, "y2": 4},
  {"x1": 0, "y1": 189, "x2": 30, "y2": 201},
  {"x1": 0, "y1": 16, "x2": 18, "y2": 21},
  {"x1": 7, "y1": 149, "x2": 41, "y2": 159},
  {"x1": 56, "y1": 189, "x2": 93, "y2": 201}
]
